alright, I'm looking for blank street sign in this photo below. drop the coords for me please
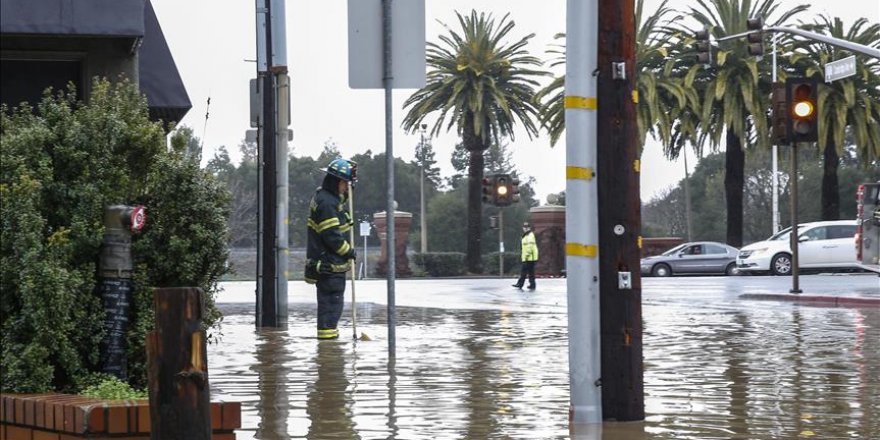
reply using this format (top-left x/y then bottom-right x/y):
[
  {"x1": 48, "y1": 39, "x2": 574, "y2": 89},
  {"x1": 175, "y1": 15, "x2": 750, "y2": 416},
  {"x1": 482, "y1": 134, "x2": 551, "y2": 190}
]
[{"x1": 347, "y1": 0, "x2": 426, "y2": 89}]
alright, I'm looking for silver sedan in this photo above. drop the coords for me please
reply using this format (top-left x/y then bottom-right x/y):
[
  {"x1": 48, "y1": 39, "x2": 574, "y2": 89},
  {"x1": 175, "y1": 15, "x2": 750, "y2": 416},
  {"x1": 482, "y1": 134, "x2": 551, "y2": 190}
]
[{"x1": 640, "y1": 242, "x2": 740, "y2": 277}]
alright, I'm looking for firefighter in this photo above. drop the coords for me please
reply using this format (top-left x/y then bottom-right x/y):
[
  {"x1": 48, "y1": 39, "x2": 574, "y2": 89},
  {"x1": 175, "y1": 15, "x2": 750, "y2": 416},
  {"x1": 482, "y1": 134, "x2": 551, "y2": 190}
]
[
  {"x1": 512, "y1": 222, "x2": 539, "y2": 290},
  {"x1": 305, "y1": 158, "x2": 357, "y2": 339}
]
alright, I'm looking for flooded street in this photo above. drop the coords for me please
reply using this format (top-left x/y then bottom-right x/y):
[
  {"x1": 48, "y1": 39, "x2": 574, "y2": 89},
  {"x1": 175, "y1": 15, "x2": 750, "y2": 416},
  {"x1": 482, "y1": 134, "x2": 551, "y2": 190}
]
[{"x1": 208, "y1": 276, "x2": 880, "y2": 439}]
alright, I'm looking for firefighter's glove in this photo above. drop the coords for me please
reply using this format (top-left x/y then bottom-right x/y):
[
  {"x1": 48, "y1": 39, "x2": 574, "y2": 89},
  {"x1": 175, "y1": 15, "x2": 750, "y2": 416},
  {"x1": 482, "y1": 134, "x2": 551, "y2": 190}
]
[{"x1": 345, "y1": 248, "x2": 357, "y2": 261}]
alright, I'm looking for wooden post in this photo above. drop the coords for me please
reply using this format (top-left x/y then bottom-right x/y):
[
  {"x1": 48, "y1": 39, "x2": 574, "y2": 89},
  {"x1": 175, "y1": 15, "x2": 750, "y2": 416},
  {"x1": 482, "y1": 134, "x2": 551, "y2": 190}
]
[
  {"x1": 147, "y1": 287, "x2": 212, "y2": 439},
  {"x1": 597, "y1": 0, "x2": 645, "y2": 420}
]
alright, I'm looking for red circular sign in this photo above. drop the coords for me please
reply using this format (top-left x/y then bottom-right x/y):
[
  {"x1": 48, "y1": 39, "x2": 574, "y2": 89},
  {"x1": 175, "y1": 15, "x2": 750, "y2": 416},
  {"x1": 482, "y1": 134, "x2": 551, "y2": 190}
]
[{"x1": 130, "y1": 205, "x2": 147, "y2": 232}]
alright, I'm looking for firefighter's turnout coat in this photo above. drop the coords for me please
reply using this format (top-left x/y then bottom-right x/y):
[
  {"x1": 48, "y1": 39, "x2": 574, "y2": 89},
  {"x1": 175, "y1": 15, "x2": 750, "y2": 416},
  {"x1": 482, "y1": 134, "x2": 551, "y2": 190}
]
[{"x1": 305, "y1": 187, "x2": 353, "y2": 282}]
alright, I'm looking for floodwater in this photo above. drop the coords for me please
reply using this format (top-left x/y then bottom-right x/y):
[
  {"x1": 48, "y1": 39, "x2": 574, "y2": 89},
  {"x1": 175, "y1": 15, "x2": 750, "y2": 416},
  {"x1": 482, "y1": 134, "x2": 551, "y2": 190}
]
[{"x1": 208, "y1": 277, "x2": 880, "y2": 439}]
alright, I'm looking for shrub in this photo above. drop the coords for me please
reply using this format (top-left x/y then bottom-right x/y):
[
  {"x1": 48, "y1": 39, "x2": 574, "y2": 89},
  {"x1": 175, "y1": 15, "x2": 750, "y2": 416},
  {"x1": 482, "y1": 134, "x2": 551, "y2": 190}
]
[
  {"x1": 1, "y1": 79, "x2": 230, "y2": 393},
  {"x1": 483, "y1": 252, "x2": 521, "y2": 275},
  {"x1": 413, "y1": 252, "x2": 466, "y2": 277},
  {"x1": 80, "y1": 374, "x2": 147, "y2": 400}
]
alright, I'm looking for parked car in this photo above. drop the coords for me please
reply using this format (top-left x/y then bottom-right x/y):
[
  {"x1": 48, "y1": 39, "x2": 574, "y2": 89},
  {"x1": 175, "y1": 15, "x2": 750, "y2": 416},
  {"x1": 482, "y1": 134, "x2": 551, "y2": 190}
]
[
  {"x1": 640, "y1": 242, "x2": 740, "y2": 277},
  {"x1": 737, "y1": 220, "x2": 859, "y2": 275}
]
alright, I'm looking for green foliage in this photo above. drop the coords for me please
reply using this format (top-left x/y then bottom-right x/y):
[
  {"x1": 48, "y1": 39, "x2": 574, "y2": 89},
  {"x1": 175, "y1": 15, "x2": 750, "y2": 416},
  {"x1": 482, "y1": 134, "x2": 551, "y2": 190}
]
[
  {"x1": 642, "y1": 147, "x2": 880, "y2": 245},
  {"x1": 1, "y1": 79, "x2": 230, "y2": 393},
  {"x1": 413, "y1": 253, "x2": 466, "y2": 277},
  {"x1": 483, "y1": 252, "x2": 520, "y2": 275},
  {"x1": 80, "y1": 375, "x2": 147, "y2": 400}
]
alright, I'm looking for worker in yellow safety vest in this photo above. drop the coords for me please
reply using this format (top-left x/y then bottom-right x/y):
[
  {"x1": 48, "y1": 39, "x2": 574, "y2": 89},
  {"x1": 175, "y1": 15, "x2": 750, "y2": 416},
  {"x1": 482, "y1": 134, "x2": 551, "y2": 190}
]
[{"x1": 512, "y1": 222, "x2": 539, "y2": 290}]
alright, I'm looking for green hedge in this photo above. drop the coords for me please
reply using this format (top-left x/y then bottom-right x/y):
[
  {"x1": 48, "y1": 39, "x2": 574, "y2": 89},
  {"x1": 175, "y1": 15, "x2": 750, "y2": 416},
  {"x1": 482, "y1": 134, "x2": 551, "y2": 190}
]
[
  {"x1": 413, "y1": 252, "x2": 466, "y2": 277},
  {"x1": 483, "y1": 252, "x2": 521, "y2": 275},
  {"x1": 1, "y1": 79, "x2": 229, "y2": 393}
]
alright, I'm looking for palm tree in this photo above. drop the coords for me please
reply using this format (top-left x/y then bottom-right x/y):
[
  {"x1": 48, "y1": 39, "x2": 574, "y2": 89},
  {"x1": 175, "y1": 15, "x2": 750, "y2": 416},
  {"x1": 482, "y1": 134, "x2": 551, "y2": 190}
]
[
  {"x1": 535, "y1": 0, "x2": 686, "y2": 149},
  {"x1": 687, "y1": 0, "x2": 808, "y2": 247},
  {"x1": 402, "y1": 10, "x2": 547, "y2": 273},
  {"x1": 788, "y1": 16, "x2": 880, "y2": 220}
]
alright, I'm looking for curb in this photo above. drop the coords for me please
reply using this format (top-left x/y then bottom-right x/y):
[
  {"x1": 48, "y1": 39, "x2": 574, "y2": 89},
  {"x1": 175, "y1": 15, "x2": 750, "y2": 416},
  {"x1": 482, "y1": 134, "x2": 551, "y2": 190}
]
[{"x1": 739, "y1": 293, "x2": 880, "y2": 307}]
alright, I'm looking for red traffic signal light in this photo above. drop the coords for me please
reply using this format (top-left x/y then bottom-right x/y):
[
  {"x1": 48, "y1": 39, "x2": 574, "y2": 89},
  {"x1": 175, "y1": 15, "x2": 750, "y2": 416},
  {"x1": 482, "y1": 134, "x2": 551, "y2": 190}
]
[
  {"x1": 695, "y1": 28, "x2": 712, "y2": 66},
  {"x1": 481, "y1": 176, "x2": 494, "y2": 204},
  {"x1": 786, "y1": 78, "x2": 818, "y2": 143},
  {"x1": 747, "y1": 17, "x2": 764, "y2": 57},
  {"x1": 771, "y1": 82, "x2": 789, "y2": 144}
]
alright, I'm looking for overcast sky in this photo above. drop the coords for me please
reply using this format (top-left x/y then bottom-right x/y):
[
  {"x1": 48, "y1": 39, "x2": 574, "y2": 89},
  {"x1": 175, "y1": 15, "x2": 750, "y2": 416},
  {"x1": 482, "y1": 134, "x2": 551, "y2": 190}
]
[{"x1": 150, "y1": 0, "x2": 878, "y2": 204}]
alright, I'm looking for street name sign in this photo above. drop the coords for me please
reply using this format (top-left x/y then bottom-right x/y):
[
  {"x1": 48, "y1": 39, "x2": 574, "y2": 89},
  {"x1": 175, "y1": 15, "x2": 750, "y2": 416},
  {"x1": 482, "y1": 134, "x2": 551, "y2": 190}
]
[{"x1": 825, "y1": 55, "x2": 856, "y2": 83}]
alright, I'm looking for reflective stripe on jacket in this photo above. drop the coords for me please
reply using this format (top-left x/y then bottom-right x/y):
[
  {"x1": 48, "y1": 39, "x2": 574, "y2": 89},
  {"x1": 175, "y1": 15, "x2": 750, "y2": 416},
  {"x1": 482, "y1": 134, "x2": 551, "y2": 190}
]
[{"x1": 521, "y1": 231, "x2": 538, "y2": 262}]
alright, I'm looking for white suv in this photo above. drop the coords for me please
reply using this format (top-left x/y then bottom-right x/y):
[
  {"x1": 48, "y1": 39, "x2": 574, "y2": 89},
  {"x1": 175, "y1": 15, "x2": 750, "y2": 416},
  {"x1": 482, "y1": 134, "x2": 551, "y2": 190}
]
[{"x1": 737, "y1": 220, "x2": 859, "y2": 275}]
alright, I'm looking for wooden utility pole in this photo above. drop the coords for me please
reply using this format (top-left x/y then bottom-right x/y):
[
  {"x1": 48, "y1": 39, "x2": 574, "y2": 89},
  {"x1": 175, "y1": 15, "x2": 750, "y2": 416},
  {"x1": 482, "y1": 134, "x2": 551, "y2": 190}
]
[
  {"x1": 596, "y1": 0, "x2": 644, "y2": 421},
  {"x1": 147, "y1": 287, "x2": 212, "y2": 439}
]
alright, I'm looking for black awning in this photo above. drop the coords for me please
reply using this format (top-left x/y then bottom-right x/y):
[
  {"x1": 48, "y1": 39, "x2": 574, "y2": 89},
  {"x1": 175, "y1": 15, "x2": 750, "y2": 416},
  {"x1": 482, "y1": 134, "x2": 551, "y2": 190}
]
[
  {"x1": 0, "y1": 0, "x2": 144, "y2": 37},
  {"x1": 138, "y1": 1, "x2": 190, "y2": 125}
]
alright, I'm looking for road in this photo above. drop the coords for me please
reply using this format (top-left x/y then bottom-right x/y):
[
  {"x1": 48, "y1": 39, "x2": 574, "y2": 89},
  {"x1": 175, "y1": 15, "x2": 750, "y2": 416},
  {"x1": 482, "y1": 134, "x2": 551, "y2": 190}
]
[{"x1": 209, "y1": 274, "x2": 879, "y2": 439}]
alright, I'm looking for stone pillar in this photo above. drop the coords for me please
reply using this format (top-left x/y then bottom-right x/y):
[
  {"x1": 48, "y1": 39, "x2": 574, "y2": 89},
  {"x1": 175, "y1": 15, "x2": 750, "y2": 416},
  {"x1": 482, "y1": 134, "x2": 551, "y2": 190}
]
[
  {"x1": 373, "y1": 211, "x2": 413, "y2": 277},
  {"x1": 530, "y1": 205, "x2": 566, "y2": 277}
]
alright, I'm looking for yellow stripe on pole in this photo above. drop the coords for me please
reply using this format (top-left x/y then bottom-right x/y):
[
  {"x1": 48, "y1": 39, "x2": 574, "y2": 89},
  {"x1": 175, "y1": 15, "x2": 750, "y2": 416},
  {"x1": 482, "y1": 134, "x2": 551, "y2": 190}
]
[
  {"x1": 633, "y1": 159, "x2": 641, "y2": 173},
  {"x1": 566, "y1": 243, "x2": 598, "y2": 258},
  {"x1": 637, "y1": 236, "x2": 643, "y2": 249},
  {"x1": 566, "y1": 166, "x2": 595, "y2": 181},
  {"x1": 564, "y1": 96, "x2": 597, "y2": 110},
  {"x1": 631, "y1": 90, "x2": 639, "y2": 104}
]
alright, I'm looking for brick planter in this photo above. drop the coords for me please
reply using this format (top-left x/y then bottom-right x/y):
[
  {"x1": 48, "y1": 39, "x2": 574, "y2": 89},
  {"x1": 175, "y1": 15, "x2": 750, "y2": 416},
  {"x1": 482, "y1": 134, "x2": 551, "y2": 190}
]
[{"x1": 0, "y1": 393, "x2": 240, "y2": 439}]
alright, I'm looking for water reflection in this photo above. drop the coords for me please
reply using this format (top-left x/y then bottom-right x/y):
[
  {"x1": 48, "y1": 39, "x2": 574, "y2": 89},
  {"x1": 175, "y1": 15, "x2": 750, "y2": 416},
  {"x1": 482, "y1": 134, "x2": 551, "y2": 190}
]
[
  {"x1": 211, "y1": 280, "x2": 880, "y2": 440},
  {"x1": 253, "y1": 329, "x2": 291, "y2": 440},
  {"x1": 306, "y1": 341, "x2": 356, "y2": 439}
]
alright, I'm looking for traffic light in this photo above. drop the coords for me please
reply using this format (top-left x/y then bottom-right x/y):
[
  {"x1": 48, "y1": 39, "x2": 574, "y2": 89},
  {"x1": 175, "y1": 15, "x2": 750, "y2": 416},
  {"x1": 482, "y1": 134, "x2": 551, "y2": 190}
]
[
  {"x1": 481, "y1": 176, "x2": 495, "y2": 204},
  {"x1": 771, "y1": 82, "x2": 788, "y2": 144},
  {"x1": 510, "y1": 178, "x2": 521, "y2": 203},
  {"x1": 786, "y1": 77, "x2": 818, "y2": 143},
  {"x1": 695, "y1": 27, "x2": 712, "y2": 66},
  {"x1": 495, "y1": 174, "x2": 512, "y2": 206},
  {"x1": 747, "y1": 17, "x2": 764, "y2": 58}
]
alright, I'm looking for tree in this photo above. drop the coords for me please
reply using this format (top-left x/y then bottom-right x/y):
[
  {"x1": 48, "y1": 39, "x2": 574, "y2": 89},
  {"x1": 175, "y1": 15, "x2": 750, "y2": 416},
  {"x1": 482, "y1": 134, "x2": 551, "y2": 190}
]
[
  {"x1": 535, "y1": 0, "x2": 686, "y2": 148},
  {"x1": 789, "y1": 15, "x2": 880, "y2": 220},
  {"x1": 1, "y1": 79, "x2": 229, "y2": 392},
  {"x1": 686, "y1": 0, "x2": 808, "y2": 247},
  {"x1": 402, "y1": 10, "x2": 547, "y2": 273}
]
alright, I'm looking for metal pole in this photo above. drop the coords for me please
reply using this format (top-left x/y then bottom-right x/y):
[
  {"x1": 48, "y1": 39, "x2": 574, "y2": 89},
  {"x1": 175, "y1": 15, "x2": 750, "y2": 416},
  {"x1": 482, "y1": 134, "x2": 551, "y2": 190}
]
[
  {"x1": 364, "y1": 234, "x2": 368, "y2": 279},
  {"x1": 772, "y1": 33, "x2": 780, "y2": 234},
  {"x1": 349, "y1": 187, "x2": 358, "y2": 339},
  {"x1": 419, "y1": 126, "x2": 427, "y2": 253},
  {"x1": 256, "y1": 0, "x2": 278, "y2": 328},
  {"x1": 565, "y1": 0, "x2": 602, "y2": 424},
  {"x1": 382, "y1": 0, "x2": 396, "y2": 357},
  {"x1": 683, "y1": 147, "x2": 693, "y2": 242},
  {"x1": 767, "y1": 26, "x2": 880, "y2": 58},
  {"x1": 790, "y1": 144, "x2": 802, "y2": 293},
  {"x1": 498, "y1": 209, "x2": 504, "y2": 278},
  {"x1": 272, "y1": 0, "x2": 290, "y2": 327}
]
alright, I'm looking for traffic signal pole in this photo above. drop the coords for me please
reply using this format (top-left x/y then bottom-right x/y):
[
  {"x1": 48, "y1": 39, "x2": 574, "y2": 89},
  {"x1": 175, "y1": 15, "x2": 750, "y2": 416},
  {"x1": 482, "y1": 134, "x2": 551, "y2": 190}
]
[
  {"x1": 565, "y1": 0, "x2": 602, "y2": 424},
  {"x1": 596, "y1": 0, "x2": 644, "y2": 421}
]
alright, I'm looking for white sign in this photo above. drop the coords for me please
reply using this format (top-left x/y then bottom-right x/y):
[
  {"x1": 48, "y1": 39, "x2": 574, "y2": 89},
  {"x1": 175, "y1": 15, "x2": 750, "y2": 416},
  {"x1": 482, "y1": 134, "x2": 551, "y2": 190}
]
[
  {"x1": 347, "y1": 0, "x2": 426, "y2": 89},
  {"x1": 825, "y1": 56, "x2": 856, "y2": 83},
  {"x1": 360, "y1": 221, "x2": 371, "y2": 237}
]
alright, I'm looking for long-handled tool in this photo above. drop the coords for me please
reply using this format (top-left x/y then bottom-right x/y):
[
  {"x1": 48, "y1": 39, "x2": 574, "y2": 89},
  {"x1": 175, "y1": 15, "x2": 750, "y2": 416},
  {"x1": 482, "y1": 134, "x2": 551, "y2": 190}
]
[{"x1": 348, "y1": 186, "x2": 370, "y2": 341}]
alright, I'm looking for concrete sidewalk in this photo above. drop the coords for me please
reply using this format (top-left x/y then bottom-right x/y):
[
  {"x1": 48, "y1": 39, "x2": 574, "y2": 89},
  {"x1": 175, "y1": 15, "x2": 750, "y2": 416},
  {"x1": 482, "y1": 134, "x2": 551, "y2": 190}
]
[{"x1": 218, "y1": 273, "x2": 880, "y2": 309}]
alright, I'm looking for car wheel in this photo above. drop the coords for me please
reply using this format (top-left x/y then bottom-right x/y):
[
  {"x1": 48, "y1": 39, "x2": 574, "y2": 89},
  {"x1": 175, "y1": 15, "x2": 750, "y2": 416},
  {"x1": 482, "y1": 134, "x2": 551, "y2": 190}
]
[
  {"x1": 652, "y1": 263, "x2": 671, "y2": 277},
  {"x1": 725, "y1": 262, "x2": 739, "y2": 276},
  {"x1": 771, "y1": 253, "x2": 792, "y2": 276}
]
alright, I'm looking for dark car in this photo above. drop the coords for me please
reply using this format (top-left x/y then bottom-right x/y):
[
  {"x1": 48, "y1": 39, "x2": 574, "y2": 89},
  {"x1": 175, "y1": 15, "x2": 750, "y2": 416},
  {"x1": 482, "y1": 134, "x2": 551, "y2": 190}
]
[{"x1": 640, "y1": 241, "x2": 739, "y2": 277}]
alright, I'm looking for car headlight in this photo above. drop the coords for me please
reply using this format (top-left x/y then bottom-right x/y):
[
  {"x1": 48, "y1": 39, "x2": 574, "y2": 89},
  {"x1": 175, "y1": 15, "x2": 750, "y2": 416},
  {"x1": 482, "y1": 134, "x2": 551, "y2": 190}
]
[{"x1": 748, "y1": 248, "x2": 768, "y2": 256}]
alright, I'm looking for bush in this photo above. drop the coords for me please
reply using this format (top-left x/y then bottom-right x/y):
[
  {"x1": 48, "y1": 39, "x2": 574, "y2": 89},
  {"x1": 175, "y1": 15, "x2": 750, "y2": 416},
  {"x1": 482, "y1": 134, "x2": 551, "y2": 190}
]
[
  {"x1": 413, "y1": 252, "x2": 466, "y2": 277},
  {"x1": 1, "y1": 79, "x2": 230, "y2": 393},
  {"x1": 483, "y1": 252, "x2": 521, "y2": 275},
  {"x1": 79, "y1": 374, "x2": 147, "y2": 400}
]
